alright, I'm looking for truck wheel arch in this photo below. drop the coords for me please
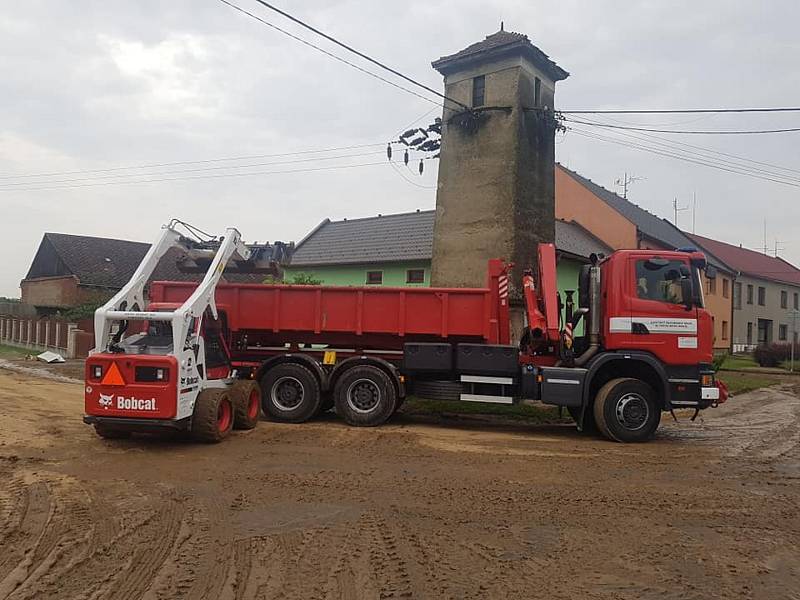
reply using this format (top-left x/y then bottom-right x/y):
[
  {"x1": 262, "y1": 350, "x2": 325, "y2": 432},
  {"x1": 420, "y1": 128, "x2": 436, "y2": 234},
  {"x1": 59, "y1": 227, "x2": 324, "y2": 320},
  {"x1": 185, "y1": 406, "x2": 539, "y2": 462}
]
[
  {"x1": 582, "y1": 352, "x2": 670, "y2": 418},
  {"x1": 255, "y1": 354, "x2": 330, "y2": 391},
  {"x1": 329, "y1": 356, "x2": 405, "y2": 400}
]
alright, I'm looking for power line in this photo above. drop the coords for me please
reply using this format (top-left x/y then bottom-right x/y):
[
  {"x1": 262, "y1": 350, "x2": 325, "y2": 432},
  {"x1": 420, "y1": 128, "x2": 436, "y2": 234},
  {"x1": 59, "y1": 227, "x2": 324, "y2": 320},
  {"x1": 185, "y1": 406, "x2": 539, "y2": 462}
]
[
  {"x1": 568, "y1": 126, "x2": 800, "y2": 187},
  {"x1": 561, "y1": 107, "x2": 800, "y2": 114},
  {"x1": 566, "y1": 126, "x2": 800, "y2": 188},
  {"x1": 388, "y1": 161, "x2": 436, "y2": 190},
  {"x1": 0, "y1": 150, "x2": 387, "y2": 188},
  {"x1": 562, "y1": 117, "x2": 800, "y2": 135},
  {"x1": 242, "y1": 0, "x2": 470, "y2": 111},
  {"x1": 0, "y1": 160, "x2": 390, "y2": 193},
  {"x1": 0, "y1": 143, "x2": 385, "y2": 180},
  {"x1": 217, "y1": 0, "x2": 442, "y2": 108},
  {"x1": 394, "y1": 106, "x2": 439, "y2": 138},
  {"x1": 568, "y1": 117, "x2": 800, "y2": 182}
]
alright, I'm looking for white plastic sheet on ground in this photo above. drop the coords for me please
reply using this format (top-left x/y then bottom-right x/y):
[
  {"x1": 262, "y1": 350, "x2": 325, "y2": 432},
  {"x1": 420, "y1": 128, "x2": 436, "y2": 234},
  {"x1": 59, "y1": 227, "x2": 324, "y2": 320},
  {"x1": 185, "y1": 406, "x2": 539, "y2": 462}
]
[{"x1": 36, "y1": 351, "x2": 65, "y2": 364}]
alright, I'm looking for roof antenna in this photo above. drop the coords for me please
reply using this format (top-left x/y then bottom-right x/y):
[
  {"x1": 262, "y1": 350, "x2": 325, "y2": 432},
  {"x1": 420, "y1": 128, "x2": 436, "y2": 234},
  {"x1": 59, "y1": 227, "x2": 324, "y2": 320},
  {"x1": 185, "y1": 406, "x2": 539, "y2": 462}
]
[{"x1": 500, "y1": 21, "x2": 504, "y2": 31}]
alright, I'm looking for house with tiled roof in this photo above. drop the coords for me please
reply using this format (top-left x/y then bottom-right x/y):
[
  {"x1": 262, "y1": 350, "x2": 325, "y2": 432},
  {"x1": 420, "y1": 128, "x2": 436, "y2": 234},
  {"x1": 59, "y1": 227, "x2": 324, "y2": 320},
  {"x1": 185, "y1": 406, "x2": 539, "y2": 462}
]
[
  {"x1": 20, "y1": 232, "x2": 284, "y2": 313},
  {"x1": 687, "y1": 234, "x2": 800, "y2": 350},
  {"x1": 284, "y1": 209, "x2": 611, "y2": 335},
  {"x1": 556, "y1": 164, "x2": 736, "y2": 350}
]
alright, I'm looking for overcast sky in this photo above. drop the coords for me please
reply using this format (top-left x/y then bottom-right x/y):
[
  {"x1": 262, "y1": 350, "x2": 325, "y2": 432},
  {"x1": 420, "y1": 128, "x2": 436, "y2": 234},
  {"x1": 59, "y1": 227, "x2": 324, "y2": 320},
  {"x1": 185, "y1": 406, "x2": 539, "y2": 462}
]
[{"x1": 1, "y1": 1, "x2": 799, "y2": 297}]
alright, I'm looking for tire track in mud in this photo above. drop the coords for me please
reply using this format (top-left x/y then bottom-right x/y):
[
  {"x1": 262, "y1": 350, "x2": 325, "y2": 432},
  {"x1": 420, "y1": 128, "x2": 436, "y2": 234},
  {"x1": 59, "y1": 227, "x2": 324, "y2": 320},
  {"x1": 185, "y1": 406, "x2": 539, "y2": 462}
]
[
  {"x1": 141, "y1": 495, "x2": 236, "y2": 600},
  {"x1": 99, "y1": 492, "x2": 182, "y2": 600},
  {"x1": 360, "y1": 512, "x2": 413, "y2": 599},
  {"x1": 5, "y1": 479, "x2": 97, "y2": 600},
  {"x1": 0, "y1": 478, "x2": 53, "y2": 597}
]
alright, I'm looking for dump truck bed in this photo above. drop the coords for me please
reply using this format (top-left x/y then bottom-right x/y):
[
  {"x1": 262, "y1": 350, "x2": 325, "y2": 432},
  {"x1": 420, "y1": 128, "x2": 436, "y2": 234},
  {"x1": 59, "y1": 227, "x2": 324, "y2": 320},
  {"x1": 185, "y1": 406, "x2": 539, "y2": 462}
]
[{"x1": 149, "y1": 265, "x2": 509, "y2": 351}]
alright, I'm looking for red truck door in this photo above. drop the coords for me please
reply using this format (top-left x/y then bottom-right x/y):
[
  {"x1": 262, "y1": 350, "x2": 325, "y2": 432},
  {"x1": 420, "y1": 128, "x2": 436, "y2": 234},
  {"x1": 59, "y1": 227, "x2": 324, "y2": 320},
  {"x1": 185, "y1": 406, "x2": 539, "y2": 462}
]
[{"x1": 613, "y1": 255, "x2": 702, "y2": 365}]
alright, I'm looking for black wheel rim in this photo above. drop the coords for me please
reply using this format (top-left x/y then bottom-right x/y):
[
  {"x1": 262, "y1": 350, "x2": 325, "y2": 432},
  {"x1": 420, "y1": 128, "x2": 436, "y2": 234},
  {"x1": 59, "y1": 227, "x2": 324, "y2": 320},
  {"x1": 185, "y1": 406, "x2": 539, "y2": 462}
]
[
  {"x1": 615, "y1": 392, "x2": 649, "y2": 431},
  {"x1": 271, "y1": 376, "x2": 304, "y2": 411},
  {"x1": 346, "y1": 378, "x2": 381, "y2": 414}
]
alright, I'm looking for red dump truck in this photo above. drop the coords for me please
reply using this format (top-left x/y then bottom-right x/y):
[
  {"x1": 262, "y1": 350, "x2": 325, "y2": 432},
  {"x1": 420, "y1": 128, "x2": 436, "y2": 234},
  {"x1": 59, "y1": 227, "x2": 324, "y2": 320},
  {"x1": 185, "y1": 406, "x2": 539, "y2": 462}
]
[{"x1": 85, "y1": 222, "x2": 726, "y2": 443}]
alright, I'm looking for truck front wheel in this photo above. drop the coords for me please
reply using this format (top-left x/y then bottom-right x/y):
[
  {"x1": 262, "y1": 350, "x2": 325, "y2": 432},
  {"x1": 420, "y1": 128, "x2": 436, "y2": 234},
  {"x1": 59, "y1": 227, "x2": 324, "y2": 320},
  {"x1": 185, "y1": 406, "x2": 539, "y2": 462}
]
[
  {"x1": 261, "y1": 363, "x2": 321, "y2": 423},
  {"x1": 333, "y1": 365, "x2": 396, "y2": 427},
  {"x1": 593, "y1": 378, "x2": 661, "y2": 443}
]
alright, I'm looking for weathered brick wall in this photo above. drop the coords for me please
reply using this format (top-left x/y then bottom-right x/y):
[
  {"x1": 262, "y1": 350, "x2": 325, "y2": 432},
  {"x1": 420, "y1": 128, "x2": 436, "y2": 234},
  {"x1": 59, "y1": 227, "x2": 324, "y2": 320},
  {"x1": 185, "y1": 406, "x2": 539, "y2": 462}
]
[{"x1": 20, "y1": 276, "x2": 80, "y2": 309}]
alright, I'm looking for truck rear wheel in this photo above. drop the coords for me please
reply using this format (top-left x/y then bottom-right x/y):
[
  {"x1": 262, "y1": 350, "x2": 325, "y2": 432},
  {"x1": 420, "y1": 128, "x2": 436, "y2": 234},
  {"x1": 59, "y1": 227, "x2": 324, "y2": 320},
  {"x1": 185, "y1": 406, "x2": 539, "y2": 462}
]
[
  {"x1": 191, "y1": 389, "x2": 234, "y2": 443},
  {"x1": 231, "y1": 380, "x2": 261, "y2": 430},
  {"x1": 333, "y1": 365, "x2": 396, "y2": 427},
  {"x1": 593, "y1": 378, "x2": 660, "y2": 443},
  {"x1": 261, "y1": 363, "x2": 321, "y2": 423}
]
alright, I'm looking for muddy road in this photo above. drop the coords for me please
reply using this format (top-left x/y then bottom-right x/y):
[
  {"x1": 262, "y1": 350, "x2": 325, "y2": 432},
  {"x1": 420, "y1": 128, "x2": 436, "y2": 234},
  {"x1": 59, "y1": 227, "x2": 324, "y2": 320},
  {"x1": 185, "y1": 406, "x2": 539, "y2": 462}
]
[{"x1": 0, "y1": 369, "x2": 798, "y2": 600}]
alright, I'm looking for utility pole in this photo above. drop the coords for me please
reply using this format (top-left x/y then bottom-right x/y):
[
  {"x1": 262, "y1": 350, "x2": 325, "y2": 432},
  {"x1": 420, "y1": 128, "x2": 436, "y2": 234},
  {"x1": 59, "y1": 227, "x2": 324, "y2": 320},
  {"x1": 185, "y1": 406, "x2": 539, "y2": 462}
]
[
  {"x1": 790, "y1": 310, "x2": 799, "y2": 371},
  {"x1": 692, "y1": 192, "x2": 697, "y2": 234},
  {"x1": 615, "y1": 172, "x2": 644, "y2": 200},
  {"x1": 762, "y1": 219, "x2": 768, "y2": 255},
  {"x1": 673, "y1": 197, "x2": 689, "y2": 227}
]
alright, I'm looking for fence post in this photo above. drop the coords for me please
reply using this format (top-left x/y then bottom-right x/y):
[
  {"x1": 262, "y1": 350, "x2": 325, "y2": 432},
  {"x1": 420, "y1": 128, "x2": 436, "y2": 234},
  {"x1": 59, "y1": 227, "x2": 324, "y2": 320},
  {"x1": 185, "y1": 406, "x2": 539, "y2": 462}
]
[
  {"x1": 26, "y1": 320, "x2": 32, "y2": 347},
  {"x1": 66, "y1": 324, "x2": 78, "y2": 359},
  {"x1": 45, "y1": 320, "x2": 51, "y2": 350}
]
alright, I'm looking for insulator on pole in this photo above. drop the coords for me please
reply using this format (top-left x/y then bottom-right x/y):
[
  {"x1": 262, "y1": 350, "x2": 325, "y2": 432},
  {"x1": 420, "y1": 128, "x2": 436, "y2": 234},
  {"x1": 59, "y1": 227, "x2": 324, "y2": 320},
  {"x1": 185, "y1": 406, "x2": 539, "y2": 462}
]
[
  {"x1": 419, "y1": 159, "x2": 424, "y2": 175},
  {"x1": 386, "y1": 144, "x2": 392, "y2": 160},
  {"x1": 404, "y1": 149, "x2": 409, "y2": 166}
]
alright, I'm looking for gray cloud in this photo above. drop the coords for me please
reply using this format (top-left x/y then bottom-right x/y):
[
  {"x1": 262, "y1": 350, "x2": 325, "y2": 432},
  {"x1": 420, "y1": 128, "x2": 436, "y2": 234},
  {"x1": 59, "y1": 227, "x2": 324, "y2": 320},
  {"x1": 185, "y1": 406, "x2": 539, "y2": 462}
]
[{"x1": 1, "y1": 0, "x2": 799, "y2": 296}]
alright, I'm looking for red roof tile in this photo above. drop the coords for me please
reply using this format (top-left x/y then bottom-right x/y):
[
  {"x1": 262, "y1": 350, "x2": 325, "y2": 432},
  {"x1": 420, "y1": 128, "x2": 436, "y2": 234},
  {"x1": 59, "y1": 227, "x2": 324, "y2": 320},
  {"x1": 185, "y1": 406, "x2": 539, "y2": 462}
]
[{"x1": 687, "y1": 233, "x2": 800, "y2": 286}]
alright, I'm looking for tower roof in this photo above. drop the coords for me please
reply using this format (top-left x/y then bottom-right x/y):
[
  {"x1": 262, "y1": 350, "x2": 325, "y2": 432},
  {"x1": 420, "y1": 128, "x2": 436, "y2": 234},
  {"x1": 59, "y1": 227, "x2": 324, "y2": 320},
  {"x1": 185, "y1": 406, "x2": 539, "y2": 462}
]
[{"x1": 432, "y1": 29, "x2": 568, "y2": 81}]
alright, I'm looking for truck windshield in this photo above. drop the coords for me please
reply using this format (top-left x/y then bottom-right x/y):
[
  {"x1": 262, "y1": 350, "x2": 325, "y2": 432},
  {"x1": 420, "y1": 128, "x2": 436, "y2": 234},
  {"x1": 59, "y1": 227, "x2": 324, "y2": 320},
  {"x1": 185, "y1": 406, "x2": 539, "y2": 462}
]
[{"x1": 635, "y1": 259, "x2": 687, "y2": 305}]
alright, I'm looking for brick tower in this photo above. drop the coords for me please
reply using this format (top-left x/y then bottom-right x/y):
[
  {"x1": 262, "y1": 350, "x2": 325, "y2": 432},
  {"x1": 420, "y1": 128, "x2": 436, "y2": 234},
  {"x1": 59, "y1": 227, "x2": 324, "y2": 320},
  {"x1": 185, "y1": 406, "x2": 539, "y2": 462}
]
[{"x1": 430, "y1": 28, "x2": 568, "y2": 303}]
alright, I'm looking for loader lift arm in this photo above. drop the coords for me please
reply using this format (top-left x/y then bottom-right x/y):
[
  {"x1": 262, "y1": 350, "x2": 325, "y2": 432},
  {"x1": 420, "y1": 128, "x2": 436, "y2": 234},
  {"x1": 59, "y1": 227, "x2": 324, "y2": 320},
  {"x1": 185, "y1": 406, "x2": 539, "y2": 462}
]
[{"x1": 92, "y1": 220, "x2": 251, "y2": 355}]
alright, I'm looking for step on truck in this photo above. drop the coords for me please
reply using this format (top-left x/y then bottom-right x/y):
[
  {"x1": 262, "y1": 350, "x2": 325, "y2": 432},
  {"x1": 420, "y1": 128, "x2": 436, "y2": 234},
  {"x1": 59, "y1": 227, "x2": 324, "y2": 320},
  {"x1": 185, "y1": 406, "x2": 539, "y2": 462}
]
[{"x1": 85, "y1": 220, "x2": 727, "y2": 443}]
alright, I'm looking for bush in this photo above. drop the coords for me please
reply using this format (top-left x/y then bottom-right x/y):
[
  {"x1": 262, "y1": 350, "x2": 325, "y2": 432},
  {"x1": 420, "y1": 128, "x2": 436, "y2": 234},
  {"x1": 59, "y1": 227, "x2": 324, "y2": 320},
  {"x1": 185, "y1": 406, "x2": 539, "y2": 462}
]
[
  {"x1": 753, "y1": 343, "x2": 794, "y2": 368},
  {"x1": 712, "y1": 352, "x2": 728, "y2": 372},
  {"x1": 263, "y1": 272, "x2": 323, "y2": 285}
]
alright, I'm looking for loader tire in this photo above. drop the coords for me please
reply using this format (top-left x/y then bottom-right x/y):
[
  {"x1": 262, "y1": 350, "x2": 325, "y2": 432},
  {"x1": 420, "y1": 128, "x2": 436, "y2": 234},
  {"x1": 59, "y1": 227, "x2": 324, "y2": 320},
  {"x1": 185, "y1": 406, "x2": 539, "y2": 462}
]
[
  {"x1": 94, "y1": 425, "x2": 131, "y2": 440},
  {"x1": 593, "y1": 378, "x2": 660, "y2": 443},
  {"x1": 334, "y1": 365, "x2": 396, "y2": 427},
  {"x1": 191, "y1": 389, "x2": 234, "y2": 443},
  {"x1": 231, "y1": 380, "x2": 261, "y2": 430},
  {"x1": 261, "y1": 363, "x2": 321, "y2": 423}
]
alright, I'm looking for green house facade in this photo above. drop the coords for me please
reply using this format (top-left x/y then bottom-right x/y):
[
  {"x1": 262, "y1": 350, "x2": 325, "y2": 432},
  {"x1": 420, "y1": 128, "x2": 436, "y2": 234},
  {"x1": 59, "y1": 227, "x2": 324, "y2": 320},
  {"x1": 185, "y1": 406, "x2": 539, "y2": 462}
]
[{"x1": 285, "y1": 210, "x2": 612, "y2": 332}]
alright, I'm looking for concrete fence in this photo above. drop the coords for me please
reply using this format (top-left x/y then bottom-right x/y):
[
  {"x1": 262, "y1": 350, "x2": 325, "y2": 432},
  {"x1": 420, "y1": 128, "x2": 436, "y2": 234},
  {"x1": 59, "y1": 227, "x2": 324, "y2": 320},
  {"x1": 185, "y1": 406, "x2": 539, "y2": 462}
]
[{"x1": 0, "y1": 315, "x2": 94, "y2": 359}]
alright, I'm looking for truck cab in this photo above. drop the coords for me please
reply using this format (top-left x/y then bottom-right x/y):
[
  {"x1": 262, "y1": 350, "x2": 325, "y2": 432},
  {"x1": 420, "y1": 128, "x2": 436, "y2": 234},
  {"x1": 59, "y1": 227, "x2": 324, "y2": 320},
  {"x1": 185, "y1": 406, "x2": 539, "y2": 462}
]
[{"x1": 601, "y1": 249, "x2": 713, "y2": 365}]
